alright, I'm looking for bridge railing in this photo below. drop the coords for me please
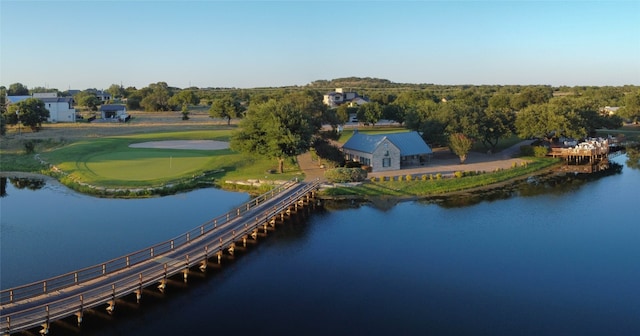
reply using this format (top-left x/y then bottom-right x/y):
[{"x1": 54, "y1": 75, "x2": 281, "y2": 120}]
[
  {"x1": 0, "y1": 179, "x2": 300, "y2": 306},
  {"x1": 1, "y1": 179, "x2": 321, "y2": 335}
]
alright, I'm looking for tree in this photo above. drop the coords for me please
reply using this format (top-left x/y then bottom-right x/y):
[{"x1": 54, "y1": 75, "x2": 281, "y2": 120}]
[
  {"x1": 8, "y1": 83, "x2": 29, "y2": 96},
  {"x1": 515, "y1": 102, "x2": 586, "y2": 141},
  {"x1": 357, "y1": 102, "x2": 382, "y2": 126},
  {"x1": 10, "y1": 98, "x2": 50, "y2": 131},
  {"x1": 441, "y1": 101, "x2": 481, "y2": 139},
  {"x1": 478, "y1": 106, "x2": 515, "y2": 152},
  {"x1": 448, "y1": 133, "x2": 473, "y2": 164},
  {"x1": 618, "y1": 90, "x2": 640, "y2": 123},
  {"x1": 382, "y1": 104, "x2": 404, "y2": 124},
  {"x1": 31, "y1": 87, "x2": 58, "y2": 95},
  {"x1": 0, "y1": 113, "x2": 6, "y2": 136},
  {"x1": 106, "y1": 84, "x2": 125, "y2": 100},
  {"x1": 169, "y1": 90, "x2": 200, "y2": 109},
  {"x1": 403, "y1": 100, "x2": 448, "y2": 146},
  {"x1": 140, "y1": 82, "x2": 173, "y2": 111},
  {"x1": 74, "y1": 91, "x2": 101, "y2": 111},
  {"x1": 230, "y1": 94, "x2": 319, "y2": 173},
  {"x1": 126, "y1": 90, "x2": 143, "y2": 110},
  {"x1": 511, "y1": 86, "x2": 553, "y2": 110},
  {"x1": 336, "y1": 105, "x2": 350, "y2": 124},
  {"x1": 626, "y1": 144, "x2": 640, "y2": 170},
  {"x1": 209, "y1": 95, "x2": 243, "y2": 125}
]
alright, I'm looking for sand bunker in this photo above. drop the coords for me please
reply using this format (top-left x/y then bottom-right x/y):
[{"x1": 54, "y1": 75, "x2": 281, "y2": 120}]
[{"x1": 129, "y1": 140, "x2": 230, "y2": 150}]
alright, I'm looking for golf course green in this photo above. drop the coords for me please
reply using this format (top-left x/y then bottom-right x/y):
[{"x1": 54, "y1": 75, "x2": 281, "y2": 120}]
[{"x1": 39, "y1": 130, "x2": 302, "y2": 190}]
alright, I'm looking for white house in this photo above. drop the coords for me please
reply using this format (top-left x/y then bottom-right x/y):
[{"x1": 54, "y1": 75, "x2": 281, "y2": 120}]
[
  {"x1": 342, "y1": 131, "x2": 432, "y2": 172},
  {"x1": 600, "y1": 106, "x2": 620, "y2": 116},
  {"x1": 6, "y1": 93, "x2": 76, "y2": 123},
  {"x1": 40, "y1": 97, "x2": 76, "y2": 122},
  {"x1": 323, "y1": 88, "x2": 369, "y2": 108}
]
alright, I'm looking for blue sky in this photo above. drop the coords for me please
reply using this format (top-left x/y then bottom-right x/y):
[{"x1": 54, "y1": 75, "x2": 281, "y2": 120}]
[{"x1": 1, "y1": 0, "x2": 639, "y2": 90}]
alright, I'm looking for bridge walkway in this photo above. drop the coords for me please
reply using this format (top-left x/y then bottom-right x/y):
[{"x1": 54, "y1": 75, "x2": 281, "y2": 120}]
[{"x1": 1, "y1": 179, "x2": 320, "y2": 335}]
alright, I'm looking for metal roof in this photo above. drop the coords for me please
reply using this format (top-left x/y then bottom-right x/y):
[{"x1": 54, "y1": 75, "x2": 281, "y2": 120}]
[
  {"x1": 40, "y1": 97, "x2": 73, "y2": 103},
  {"x1": 342, "y1": 131, "x2": 432, "y2": 155},
  {"x1": 6, "y1": 96, "x2": 31, "y2": 104},
  {"x1": 99, "y1": 104, "x2": 126, "y2": 111}
]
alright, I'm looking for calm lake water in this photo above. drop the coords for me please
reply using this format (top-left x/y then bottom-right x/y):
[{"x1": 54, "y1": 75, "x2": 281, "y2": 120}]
[{"x1": 1, "y1": 155, "x2": 639, "y2": 335}]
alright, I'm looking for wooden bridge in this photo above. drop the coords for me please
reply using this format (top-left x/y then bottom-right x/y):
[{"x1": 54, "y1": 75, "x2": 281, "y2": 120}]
[{"x1": 0, "y1": 179, "x2": 321, "y2": 335}]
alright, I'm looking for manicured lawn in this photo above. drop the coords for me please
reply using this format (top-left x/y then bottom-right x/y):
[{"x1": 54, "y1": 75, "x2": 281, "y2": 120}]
[
  {"x1": 83, "y1": 150, "x2": 216, "y2": 182},
  {"x1": 40, "y1": 130, "x2": 302, "y2": 189}
]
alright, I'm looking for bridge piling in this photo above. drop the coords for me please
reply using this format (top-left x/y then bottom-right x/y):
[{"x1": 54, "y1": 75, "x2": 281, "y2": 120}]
[
  {"x1": 41, "y1": 306, "x2": 49, "y2": 335},
  {"x1": 183, "y1": 254, "x2": 190, "y2": 283},
  {"x1": 106, "y1": 285, "x2": 116, "y2": 314},
  {"x1": 76, "y1": 294, "x2": 84, "y2": 326},
  {"x1": 0, "y1": 179, "x2": 322, "y2": 335}
]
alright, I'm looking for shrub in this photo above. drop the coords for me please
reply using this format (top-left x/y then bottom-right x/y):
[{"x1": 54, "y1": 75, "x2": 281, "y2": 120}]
[
  {"x1": 24, "y1": 141, "x2": 35, "y2": 154},
  {"x1": 520, "y1": 145, "x2": 534, "y2": 156},
  {"x1": 533, "y1": 146, "x2": 549, "y2": 158},
  {"x1": 324, "y1": 167, "x2": 367, "y2": 183},
  {"x1": 344, "y1": 161, "x2": 362, "y2": 168}
]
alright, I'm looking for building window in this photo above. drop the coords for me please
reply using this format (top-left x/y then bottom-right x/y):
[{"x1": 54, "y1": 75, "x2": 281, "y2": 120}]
[{"x1": 382, "y1": 158, "x2": 391, "y2": 167}]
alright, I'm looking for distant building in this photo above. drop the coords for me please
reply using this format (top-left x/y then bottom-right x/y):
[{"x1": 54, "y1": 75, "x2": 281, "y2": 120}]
[
  {"x1": 323, "y1": 88, "x2": 369, "y2": 108},
  {"x1": 86, "y1": 89, "x2": 112, "y2": 102},
  {"x1": 99, "y1": 104, "x2": 128, "y2": 121},
  {"x1": 342, "y1": 131, "x2": 432, "y2": 172},
  {"x1": 600, "y1": 106, "x2": 620, "y2": 116},
  {"x1": 40, "y1": 97, "x2": 76, "y2": 122},
  {"x1": 5, "y1": 94, "x2": 76, "y2": 123}
]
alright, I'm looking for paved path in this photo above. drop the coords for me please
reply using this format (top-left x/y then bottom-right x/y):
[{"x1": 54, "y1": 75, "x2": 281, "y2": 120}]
[
  {"x1": 297, "y1": 151, "x2": 328, "y2": 182},
  {"x1": 298, "y1": 140, "x2": 534, "y2": 181}
]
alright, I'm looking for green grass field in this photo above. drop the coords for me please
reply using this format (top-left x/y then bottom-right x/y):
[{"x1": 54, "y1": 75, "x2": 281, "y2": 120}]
[{"x1": 39, "y1": 130, "x2": 302, "y2": 188}]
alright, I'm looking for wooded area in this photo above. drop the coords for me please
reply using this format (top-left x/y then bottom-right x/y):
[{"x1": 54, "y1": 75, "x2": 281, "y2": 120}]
[{"x1": 2, "y1": 78, "x2": 639, "y2": 170}]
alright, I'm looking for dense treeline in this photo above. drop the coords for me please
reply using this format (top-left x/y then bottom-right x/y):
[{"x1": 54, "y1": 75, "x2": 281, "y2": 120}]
[{"x1": 2, "y1": 79, "x2": 639, "y2": 152}]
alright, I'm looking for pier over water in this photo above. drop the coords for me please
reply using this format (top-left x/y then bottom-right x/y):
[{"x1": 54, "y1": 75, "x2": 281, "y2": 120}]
[{"x1": 1, "y1": 179, "x2": 320, "y2": 335}]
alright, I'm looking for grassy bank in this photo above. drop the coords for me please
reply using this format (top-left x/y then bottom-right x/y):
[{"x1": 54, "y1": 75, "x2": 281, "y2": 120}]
[
  {"x1": 321, "y1": 157, "x2": 560, "y2": 198},
  {"x1": 2, "y1": 130, "x2": 302, "y2": 197}
]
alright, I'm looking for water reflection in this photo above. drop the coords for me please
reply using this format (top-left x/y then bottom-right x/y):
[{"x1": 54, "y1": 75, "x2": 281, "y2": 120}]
[
  {"x1": 1, "y1": 176, "x2": 48, "y2": 197},
  {"x1": 423, "y1": 162, "x2": 623, "y2": 208},
  {"x1": 626, "y1": 144, "x2": 640, "y2": 170},
  {"x1": 0, "y1": 177, "x2": 6, "y2": 197},
  {"x1": 8, "y1": 177, "x2": 46, "y2": 191}
]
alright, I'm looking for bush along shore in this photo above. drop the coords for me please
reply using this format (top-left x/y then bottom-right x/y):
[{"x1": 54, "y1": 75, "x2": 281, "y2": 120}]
[
  {"x1": 319, "y1": 157, "x2": 562, "y2": 200},
  {"x1": 4, "y1": 152, "x2": 560, "y2": 199}
]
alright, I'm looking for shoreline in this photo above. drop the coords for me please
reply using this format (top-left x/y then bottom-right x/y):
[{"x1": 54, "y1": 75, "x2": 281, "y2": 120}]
[{"x1": 1, "y1": 161, "x2": 561, "y2": 201}]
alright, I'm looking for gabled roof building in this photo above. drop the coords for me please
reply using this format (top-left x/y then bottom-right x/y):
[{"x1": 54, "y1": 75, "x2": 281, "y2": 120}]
[
  {"x1": 342, "y1": 131, "x2": 432, "y2": 172},
  {"x1": 5, "y1": 94, "x2": 76, "y2": 123}
]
